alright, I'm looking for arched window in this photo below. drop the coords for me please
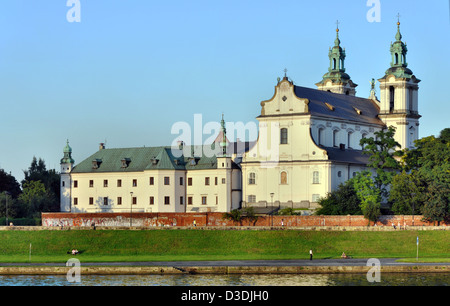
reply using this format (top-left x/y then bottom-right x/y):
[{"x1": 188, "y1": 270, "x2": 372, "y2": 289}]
[
  {"x1": 389, "y1": 86, "x2": 395, "y2": 113},
  {"x1": 248, "y1": 173, "x2": 256, "y2": 185},
  {"x1": 395, "y1": 53, "x2": 399, "y2": 65},
  {"x1": 348, "y1": 131, "x2": 353, "y2": 149},
  {"x1": 280, "y1": 171, "x2": 288, "y2": 185},
  {"x1": 333, "y1": 58, "x2": 337, "y2": 70},
  {"x1": 318, "y1": 128, "x2": 324, "y2": 146},
  {"x1": 408, "y1": 88, "x2": 414, "y2": 112},
  {"x1": 361, "y1": 133, "x2": 368, "y2": 150},
  {"x1": 280, "y1": 128, "x2": 288, "y2": 144},
  {"x1": 333, "y1": 129, "x2": 338, "y2": 147}
]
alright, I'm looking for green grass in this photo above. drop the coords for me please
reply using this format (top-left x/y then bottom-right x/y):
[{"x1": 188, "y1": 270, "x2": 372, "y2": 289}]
[{"x1": 0, "y1": 230, "x2": 448, "y2": 263}]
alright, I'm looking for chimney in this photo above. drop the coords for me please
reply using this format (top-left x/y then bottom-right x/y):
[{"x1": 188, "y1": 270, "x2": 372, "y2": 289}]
[{"x1": 99, "y1": 143, "x2": 105, "y2": 150}]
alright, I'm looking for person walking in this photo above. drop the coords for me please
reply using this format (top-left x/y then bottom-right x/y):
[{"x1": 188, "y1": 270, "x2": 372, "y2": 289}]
[{"x1": 309, "y1": 249, "x2": 313, "y2": 260}]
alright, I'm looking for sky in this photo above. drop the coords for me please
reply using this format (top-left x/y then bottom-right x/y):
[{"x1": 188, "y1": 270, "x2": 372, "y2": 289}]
[{"x1": 0, "y1": 0, "x2": 449, "y2": 183}]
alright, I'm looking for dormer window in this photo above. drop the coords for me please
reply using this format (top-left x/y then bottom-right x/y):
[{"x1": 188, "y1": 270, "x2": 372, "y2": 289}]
[
  {"x1": 151, "y1": 158, "x2": 159, "y2": 165},
  {"x1": 92, "y1": 159, "x2": 102, "y2": 169},
  {"x1": 121, "y1": 158, "x2": 131, "y2": 168}
]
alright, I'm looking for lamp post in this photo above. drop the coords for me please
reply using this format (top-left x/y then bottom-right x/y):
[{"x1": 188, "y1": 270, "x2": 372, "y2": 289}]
[
  {"x1": 270, "y1": 193, "x2": 274, "y2": 227},
  {"x1": 4, "y1": 191, "x2": 10, "y2": 226},
  {"x1": 130, "y1": 192, "x2": 133, "y2": 227}
]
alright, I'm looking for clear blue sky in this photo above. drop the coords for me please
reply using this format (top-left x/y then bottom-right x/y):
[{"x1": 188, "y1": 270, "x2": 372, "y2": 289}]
[{"x1": 0, "y1": 0, "x2": 449, "y2": 182}]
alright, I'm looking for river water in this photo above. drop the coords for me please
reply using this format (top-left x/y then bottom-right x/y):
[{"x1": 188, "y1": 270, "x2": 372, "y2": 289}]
[{"x1": 0, "y1": 273, "x2": 448, "y2": 286}]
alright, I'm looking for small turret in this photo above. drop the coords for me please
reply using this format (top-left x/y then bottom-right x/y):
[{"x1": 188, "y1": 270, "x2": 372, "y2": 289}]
[{"x1": 60, "y1": 140, "x2": 75, "y2": 173}]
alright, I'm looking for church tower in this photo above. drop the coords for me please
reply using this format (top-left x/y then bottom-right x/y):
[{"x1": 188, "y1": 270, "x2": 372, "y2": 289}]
[
  {"x1": 378, "y1": 20, "x2": 421, "y2": 150},
  {"x1": 60, "y1": 140, "x2": 74, "y2": 212},
  {"x1": 316, "y1": 23, "x2": 358, "y2": 95}
]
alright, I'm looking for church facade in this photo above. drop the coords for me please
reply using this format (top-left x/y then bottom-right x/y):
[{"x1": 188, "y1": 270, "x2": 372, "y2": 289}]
[
  {"x1": 60, "y1": 22, "x2": 420, "y2": 213},
  {"x1": 240, "y1": 22, "x2": 420, "y2": 210}
]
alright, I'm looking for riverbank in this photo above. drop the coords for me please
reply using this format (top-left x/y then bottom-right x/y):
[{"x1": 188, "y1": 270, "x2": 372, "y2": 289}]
[
  {"x1": 0, "y1": 230, "x2": 448, "y2": 264},
  {"x1": 0, "y1": 263, "x2": 448, "y2": 275}
]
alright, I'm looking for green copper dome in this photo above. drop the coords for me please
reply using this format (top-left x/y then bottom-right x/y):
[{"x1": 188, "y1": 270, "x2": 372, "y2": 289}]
[
  {"x1": 384, "y1": 21, "x2": 413, "y2": 79},
  {"x1": 61, "y1": 140, "x2": 75, "y2": 164},
  {"x1": 317, "y1": 26, "x2": 355, "y2": 87}
]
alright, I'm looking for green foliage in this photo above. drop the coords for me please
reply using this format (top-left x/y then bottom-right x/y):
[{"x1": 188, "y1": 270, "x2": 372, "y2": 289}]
[
  {"x1": 278, "y1": 207, "x2": 303, "y2": 216},
  {"x1": 0, "y1": 169, "x2": 21, "y2": 198},
  {"x1": 15, "y1": 158, "x2": 61, "y2": 219},
  {"x1": 360, "y1": 126, "x2": 402, "y2": 199},
  {"x1": 316, "y1": 181, "x2": 362, "y2": 215},
  {"x1": 223, "y1": 208, "x2": 259, "y2": 226},
  {"x1": 222, "y1": 209, "x2": 243, "y2": 225},
  {"x1": 398, "y1": 132, "x2": 450, "y2": 223},
  {"x1": 351, "y1": 171, "x2": 381, "y2": 224},
  {"x1": 389, "y1": 170, "x2": 424, "y2": 215}
]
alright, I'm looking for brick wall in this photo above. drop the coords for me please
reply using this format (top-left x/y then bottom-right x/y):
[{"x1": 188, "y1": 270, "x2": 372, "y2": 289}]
[{"x1": 41, "y1": 212, "x2": 448, "y2": 227}]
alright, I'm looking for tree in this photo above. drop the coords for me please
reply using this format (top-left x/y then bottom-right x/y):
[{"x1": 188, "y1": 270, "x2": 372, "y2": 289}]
[
  {"x1": 22, "y1": 157, "x2": 60, "y2": 199},
  {"x1": 223, "y1": 209, "x2": 243, "y2": 226},
  {"x1": 19, "y1": 157, "x2": 61, "y2": 218},
  {"x1": 389, "y1": 170, "x2": 424, "y2": 215},
  {"x1": 242, "y1": 207, "x2": 259, "y2": 226},
  {"x1": 316, "y1": 181, "x2": 362, "y2": 215},
  {"x1": 0, "y1": 191, "x2": 20, "y2": 221},
  {"x1": 352, "y1": 171, "x2": 381, "y2": 225},
  {"x1": 0, "y1": 169, "x2": 21, "y2": 199},
  {"x1": 400, "y1": 132, "x2": 450, "y2": 224},
  {"x1": 18, "y1": 180, "x2": 59, "y2": 219},
  {"x1": 360, "y1": 126, "x2": 402, "y2": 200}
]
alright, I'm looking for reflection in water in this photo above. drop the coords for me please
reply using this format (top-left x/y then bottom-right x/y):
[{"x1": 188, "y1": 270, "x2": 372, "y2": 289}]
[{"x1": 0, "y1": 273, "x2": 448, "y2": 286}]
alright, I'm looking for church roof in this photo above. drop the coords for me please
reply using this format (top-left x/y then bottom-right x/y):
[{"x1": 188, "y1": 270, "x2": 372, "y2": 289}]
[
  {"x1": 322, "y1": 146, "x2": 371, "y2": 165},
  {"x1": 293, "y1": 86, "x2": 385, "y2": 127},
  {"x1": 71, "y1": 143, "x2": 246, "y2": 174}
]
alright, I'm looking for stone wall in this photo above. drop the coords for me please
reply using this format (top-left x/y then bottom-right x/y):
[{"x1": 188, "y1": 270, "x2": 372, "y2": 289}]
[{"x1": 41, "y1": 212, "x2": 448, "y2": 228}]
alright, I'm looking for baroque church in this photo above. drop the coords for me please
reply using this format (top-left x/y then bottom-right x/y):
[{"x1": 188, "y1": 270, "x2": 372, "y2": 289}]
[{"x1": 60, "y1": 21, "x2": 420, "y2": 213}]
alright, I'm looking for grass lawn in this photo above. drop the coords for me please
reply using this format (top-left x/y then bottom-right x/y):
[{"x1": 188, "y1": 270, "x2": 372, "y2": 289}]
[{"x1": 0, "y1": 230, "x2": 448, "y2": 263}]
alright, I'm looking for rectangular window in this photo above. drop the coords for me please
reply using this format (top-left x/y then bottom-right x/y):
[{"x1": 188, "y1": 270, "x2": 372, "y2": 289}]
[
  {"x1": 205, "y1": 177, "x2": 210, "y2": 186},
  {"x1": 313, "y1": 171, "x2": 320, "y2": 184},
  {"x1": 132, "y1": 179, "x2": 138, "y2": 187},
  {"x1": 180, "y1": 196, "x2": 184, "y2": 205},
  {"x1": 89, "y1": 180, "x2": 94, "y2": 188},
  {"x1": 149, "y1": 196, "x2": 154, "y2": 205},
  {"x1": 215, "y1": 177, "x2": 218, "y2": 185},
  {"x1": 117, "y1": 179, "x2": 122, "y2": 187},
  {"x1": 188, "y1": 178, "x2": 193, "y2": 186},
  {"x1": 248, "y1": 173, "x2": 256, "y2": 185},
  {"x1": 132, "y1": 197, "x2": 137, "y2": 205},
  {"x1": 216, "y1": 196, "x2": 218, "y2": 205},
  {"x1": 117, "y1": 197, "x2": 122, "y2": 205},
  {"x1": 179, "y1": 177, "x2": 183, "y2": 186},
  {"x1": 74, "y1": 180, "x2": 78, "y2": 188},
  {"x1": 74, "y1": 198, "x2": 78, "y2": 205},
  {"x1": 103, "y1": 197, "x2": 108, "y2": 205},
  {"x1": 104, "y1": 180, "x2": 108, "y2": 187},
  {"x1": 248, "y1": 195, "x2": 256, "y2": 203},
  {"x1": 62, "y1": 181, "x2": 65, "y2": 187},
  {"x1": 164, "y1": 177, "x2": 170, "y2": 185},
  {"x1": 202, "y1": 196, "x2": 207, "y2": 205},
  {"x1": 280, "y1": 128, "x2": 288, "y2": 144},
  {"x1": 149, "y1": 177, "x2": 154, "y2": 185},
  {"x1": 312, "y1": 194, "x2": 321, "y2": 203},
  {"x1": 89, "y1": 197, "x2": 94, "y2": 205},
  {"x1": 188, "y1": 196, "x2": 193, "y2": 205},
  {"x1": 164, "y1": 196, "x2": 170, "y2": 205},
  {"x1": 222, "y1": 178, "x2": 226, "y2": 184}
]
